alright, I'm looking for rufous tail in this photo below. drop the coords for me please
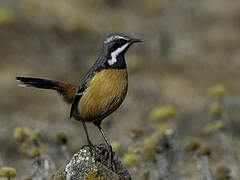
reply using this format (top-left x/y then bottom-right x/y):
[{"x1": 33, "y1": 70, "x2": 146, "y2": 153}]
[{"x1": 16, "y1": 77, "x2": 77, "y2": 104}]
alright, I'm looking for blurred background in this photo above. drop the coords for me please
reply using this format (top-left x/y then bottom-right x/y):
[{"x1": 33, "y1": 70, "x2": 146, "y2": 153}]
[{"x1": 1, "y1": 0, "x2": 240, "y2": 179}]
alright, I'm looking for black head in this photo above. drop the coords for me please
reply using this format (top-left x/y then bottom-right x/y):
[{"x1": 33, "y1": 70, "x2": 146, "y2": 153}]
[
  {"x1": 103, "y1": 33, "x2": 142, "y2": 54},
  {"x1": 102, "y1": 33, "x2": 142, "y2": 67}
]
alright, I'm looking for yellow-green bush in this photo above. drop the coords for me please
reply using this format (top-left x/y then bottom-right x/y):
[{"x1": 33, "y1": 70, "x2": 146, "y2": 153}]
[
  {"x1": 0, "y1": 167, "x2": 16, "y2": 179},
  {"x1": 111, "y1": 141, "x2": 121, "y2": 154},
  {"x1": 150, "y1": 106, "x2": 176, "y2": 121},
  {"x1": 215, "y1": 120, "x2": 226, "y2": 131},
  {"x1": 30, "y1": 147, "x2": 41, "y2": 158},
  {"x1": 142, "y1": 136, "x2": 160, "y2": 160},
  {"x1": 128, "y1": 144, "x2": 142, "y2": 154},
  {"x1": 23, "y1": 0, "x2": 38, "y2": 19},
  {"x1": 13, "y1": 127, "x2": 25, "y2": 142},
  {"x1": 142, "y1": 145, "x2": 156, "y2": 160},
  {"x1": 30, "y1": 130, "x2": 41, "y2": 142},
  {"x1": 55, "y1": 131, "x2": 68, "y2": 145},
  {"x1": 215, "y1": 165, "x2": 231, "y2": 180},
  {"x1": 209, "y1": 85, "x2": 226, "y2": 99},
  {"x1": 130, "y1": 127, "x2": 144, "y2": 139},
  {"x1": 123, "y1": 154, "x2": 140, "y2": 167},
  {"x1": 156, "y1": 123, "x2": 172, "y2": 136},
  {"x1": 202, "y1": 121, "x2": 226, "y2": 135},
  {"x1": 20, "y1": 142, "x2": 30, "y2": 155},
  {"x1": 184, "y1": 138, "x2": 201, "y2": 153},
  {"x1": 197, "y1": 146, "x2": 211, "y2": 157},
  {"x1": 208, "y1": 102, "x2": 223, "y2": 117},
  {"x1": 143, "y1": 136, "x2": 160, "y2": 149},
  {"x1": 0, "y1": 9, "x2": 14, "y2": 24},
  {"x1": 202, "y1": 124, "x2": 215, "y2": 135}
]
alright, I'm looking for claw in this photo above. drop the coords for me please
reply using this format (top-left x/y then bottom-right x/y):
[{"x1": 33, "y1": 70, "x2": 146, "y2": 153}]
[
  {"x1": 106, "y1": 146, "x2": 115, "y2": 171},
  {"x1": 87, "y1": 143, "x2": 96, "y2": 156},
  {"x1": 82, "y1": 143, "x2": 97, "y2": 156},
  {"x1": 89, "y1": 143, "x2": 97, "y2": 156}
]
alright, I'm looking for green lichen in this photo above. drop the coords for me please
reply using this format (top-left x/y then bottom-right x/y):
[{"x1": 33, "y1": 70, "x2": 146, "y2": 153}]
[
  {"x1": 85, "y1": 170, "x2": 104, "y2": 180},
  {"x1": 65, "y1": 149, "x2": 98, "y2": 179}
]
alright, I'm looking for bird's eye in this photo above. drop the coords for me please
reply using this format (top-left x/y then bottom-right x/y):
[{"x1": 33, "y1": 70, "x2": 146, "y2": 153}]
[{"x1": 115, "y1": 39, "x2": 124, "y2": 44}]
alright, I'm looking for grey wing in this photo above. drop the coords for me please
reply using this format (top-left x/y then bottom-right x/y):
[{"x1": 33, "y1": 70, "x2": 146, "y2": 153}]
[{"x1": 69, "y1": 86, "x2": 85, "y2": 118}]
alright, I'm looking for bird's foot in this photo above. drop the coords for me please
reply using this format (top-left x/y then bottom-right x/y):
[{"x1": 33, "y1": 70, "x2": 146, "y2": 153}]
[
  {"x1": 106, "y1": 146, "x2": 115, "y2": 171},
  {"x1": 89, "y1": 143, "x2": 97, "y2": 156},
  {"x1": 82, "y1": 143, "x2": 97, "y2": 156}
]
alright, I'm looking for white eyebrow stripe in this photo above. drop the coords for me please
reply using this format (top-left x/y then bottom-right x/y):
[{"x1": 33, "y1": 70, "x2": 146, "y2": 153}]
[
  {"x1": 108, "y1": 42, "x2": 129, "y2": 66},
  {"x1": 104, "y1": 35, "x2": 128, "y2": 44}
]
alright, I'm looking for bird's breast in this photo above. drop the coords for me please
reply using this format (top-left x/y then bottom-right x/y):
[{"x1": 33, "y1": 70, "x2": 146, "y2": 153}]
[{"x1": 78, "y1": 69, "x2": 128, "y2": 122}]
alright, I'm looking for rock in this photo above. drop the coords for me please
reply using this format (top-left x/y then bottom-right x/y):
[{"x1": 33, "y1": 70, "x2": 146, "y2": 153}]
[{"x1": 51, "y1": 144, "x2": 132, "y2": 180}]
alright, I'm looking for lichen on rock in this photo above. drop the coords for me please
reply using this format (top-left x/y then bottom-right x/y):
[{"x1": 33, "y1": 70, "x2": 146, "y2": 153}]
[
  {"x1": 65, "y1": 148, "x2": 98, "y2": 180},
  {"x1": 51, "y1": 144, "x2": 132, "y2": 180}
]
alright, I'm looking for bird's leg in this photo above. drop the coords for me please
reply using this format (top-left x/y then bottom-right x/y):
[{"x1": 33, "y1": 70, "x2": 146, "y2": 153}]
[
  {"x1": 96, "y1": 124, "x2": 115, "y2": 170},
  {"x1": 81, "y1": 121, "x2": 96, "y2": 156}
]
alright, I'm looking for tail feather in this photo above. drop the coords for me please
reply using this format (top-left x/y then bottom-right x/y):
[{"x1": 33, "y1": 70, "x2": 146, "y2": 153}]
[
  {"x1": 16, "y1": 77, "x2": 77, "y2": 104},
  {"x1": 16, "y1": 77, "x2": 59, "y2": 89}
]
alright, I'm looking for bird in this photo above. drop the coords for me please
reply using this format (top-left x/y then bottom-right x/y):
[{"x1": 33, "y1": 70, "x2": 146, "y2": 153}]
[{"x1": 16, "y1": 33, "x2": 142, "y2": 167}]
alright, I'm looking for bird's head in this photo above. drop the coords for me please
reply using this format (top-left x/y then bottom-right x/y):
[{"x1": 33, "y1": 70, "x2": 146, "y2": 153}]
[{"x1": 102, "y1": 33, "x2": 142, "y2": 66}]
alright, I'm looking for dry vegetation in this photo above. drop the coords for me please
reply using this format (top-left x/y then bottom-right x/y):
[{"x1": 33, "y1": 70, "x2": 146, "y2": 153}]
[{"x1": 0, "y1": 0, "x2": 240, "y2": 179}]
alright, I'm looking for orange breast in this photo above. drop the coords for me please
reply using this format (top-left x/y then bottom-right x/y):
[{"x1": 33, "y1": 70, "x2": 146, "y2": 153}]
[{"x1": 78, "y1": 69, "x2": 128, "y2": 122}]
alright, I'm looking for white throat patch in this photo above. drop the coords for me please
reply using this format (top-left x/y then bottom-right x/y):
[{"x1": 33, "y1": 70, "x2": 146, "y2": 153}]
[{"x1": 108, "y1": 43, "x2": 129, "y2": 66}]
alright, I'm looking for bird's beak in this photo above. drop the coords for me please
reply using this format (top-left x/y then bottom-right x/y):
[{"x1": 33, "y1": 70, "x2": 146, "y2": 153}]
[{"x1": 131, "y1": 38, "x2": 142, "y2": 43}]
